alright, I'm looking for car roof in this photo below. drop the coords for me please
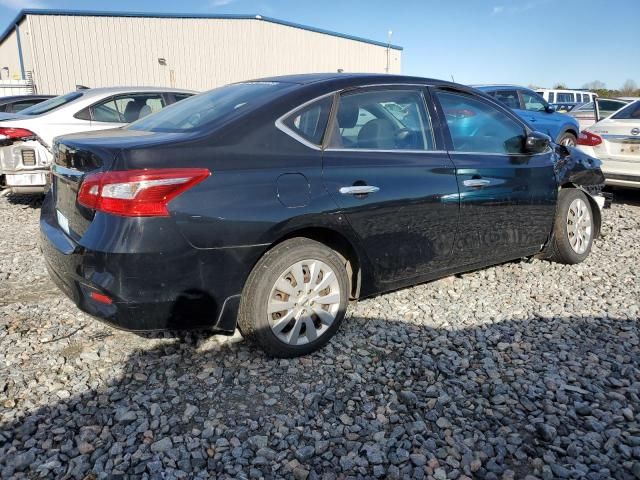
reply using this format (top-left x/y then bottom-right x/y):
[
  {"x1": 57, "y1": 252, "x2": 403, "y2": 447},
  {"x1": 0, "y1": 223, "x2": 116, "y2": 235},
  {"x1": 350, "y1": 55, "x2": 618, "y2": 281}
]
[
  {"x1": 242, "y1": 73, "x2": 465, "y2": 95},
  {"x1": 76, "y1": 86, "x2": 197, "y2": 97},
  {"x1": 472, "y1": 84, "x2": 531, "y2": 91}
]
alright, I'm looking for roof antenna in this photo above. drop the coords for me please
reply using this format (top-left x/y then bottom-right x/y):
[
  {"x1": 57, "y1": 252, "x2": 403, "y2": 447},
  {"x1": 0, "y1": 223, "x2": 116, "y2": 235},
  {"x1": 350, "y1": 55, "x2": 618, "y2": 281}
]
[{"x1": 450, "y1": 74, "x2": 455, "y2": 83}]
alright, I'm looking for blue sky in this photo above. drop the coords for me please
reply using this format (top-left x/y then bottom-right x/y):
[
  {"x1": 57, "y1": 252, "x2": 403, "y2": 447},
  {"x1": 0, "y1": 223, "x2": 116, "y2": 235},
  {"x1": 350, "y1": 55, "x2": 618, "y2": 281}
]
[{"x1": 1, "y1": 0, "x2": 638, "y2": 89}]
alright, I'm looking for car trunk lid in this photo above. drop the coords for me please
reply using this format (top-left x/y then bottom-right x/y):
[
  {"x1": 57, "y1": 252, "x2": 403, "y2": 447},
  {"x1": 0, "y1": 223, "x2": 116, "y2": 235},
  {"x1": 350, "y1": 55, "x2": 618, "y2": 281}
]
[
  {"x1": 51, "y1": 128, "x2": 197, "y2": 239},
  {"x1": 592, "y1": 120, "x2": 640, "y2": 162}
]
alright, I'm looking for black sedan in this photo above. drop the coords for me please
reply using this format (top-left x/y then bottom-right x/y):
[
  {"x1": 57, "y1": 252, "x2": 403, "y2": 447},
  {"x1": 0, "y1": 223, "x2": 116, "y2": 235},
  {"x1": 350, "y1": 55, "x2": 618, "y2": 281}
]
[
  {"x1": 0, "y1": 94, "x2": 54, "y2": 113},
  {"x1": 41, "y1": 73, "x2": 607, "y2": 357}
]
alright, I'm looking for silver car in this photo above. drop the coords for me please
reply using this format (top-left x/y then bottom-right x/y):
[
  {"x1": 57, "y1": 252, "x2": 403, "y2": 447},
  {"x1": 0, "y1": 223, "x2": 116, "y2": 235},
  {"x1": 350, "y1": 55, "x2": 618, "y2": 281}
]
[
  {"x1": 576, "y1": 100, "x2": 640, "y2": 188},
  {"x1": 0, "y1": 87, "x2": 195, "y2": 193}
]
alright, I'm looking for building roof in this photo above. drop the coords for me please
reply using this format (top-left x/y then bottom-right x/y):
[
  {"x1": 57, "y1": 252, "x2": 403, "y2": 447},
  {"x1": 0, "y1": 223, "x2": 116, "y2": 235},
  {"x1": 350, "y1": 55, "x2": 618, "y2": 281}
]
[{"x1": 0, "y1": 9, "x2": 403, "y2": 51}]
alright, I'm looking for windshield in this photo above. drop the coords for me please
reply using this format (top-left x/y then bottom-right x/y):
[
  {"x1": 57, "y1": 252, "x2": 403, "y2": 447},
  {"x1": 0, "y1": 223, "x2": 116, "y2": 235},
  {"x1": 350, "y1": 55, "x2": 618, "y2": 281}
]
[
  {"x1": 19, "y1": 91, "x2": 84, "y2": 115},
  {"x1": 128, "y1": 82, "x2": 294, "y2": 132},
  {"x1": 612, "y1": 101, "x2": 640, "y2": 120}
]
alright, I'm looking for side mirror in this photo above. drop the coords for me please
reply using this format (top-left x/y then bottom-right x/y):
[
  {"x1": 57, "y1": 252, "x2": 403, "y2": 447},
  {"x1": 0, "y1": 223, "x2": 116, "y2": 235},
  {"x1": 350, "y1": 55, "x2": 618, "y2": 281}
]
[
  {"x1": 525, "y1": 131, "x2": 551, "y2": 153},
  {"x1": 545, "y1": 104, "x2": 556, "y2": 113}
]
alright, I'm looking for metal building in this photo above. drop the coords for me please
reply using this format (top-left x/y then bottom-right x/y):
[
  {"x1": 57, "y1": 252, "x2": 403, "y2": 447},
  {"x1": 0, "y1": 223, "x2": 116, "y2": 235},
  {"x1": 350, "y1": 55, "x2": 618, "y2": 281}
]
[{"x1": 0, "y1": 9, "x2": 402, "y2": 95}]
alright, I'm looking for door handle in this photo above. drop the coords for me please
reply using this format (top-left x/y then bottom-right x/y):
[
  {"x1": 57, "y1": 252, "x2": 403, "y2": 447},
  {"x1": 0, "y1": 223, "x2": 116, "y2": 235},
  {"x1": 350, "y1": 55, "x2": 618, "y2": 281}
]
[
  {"x1": 339, "y1": 185, "x2": 380, "y2": 195},
  {"x1": 463, "y1": 179, "x2": 491, "y2": 188}
]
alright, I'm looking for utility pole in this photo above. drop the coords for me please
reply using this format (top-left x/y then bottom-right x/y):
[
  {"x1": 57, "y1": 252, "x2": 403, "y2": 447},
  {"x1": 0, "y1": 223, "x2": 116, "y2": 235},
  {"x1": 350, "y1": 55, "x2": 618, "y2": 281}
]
[{"x1": 386, "y1": 30, "x2": 393, "y2": 73}]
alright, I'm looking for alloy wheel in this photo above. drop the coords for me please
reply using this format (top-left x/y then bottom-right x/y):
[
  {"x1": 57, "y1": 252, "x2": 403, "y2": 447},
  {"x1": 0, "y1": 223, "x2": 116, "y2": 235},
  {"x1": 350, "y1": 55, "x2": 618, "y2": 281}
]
[
  {"x1": 566, "y1": 198, "x2": 592, "y2": 254},
  {"x1": 267, "y1": 259, "x2": 341, "y2": 345}
]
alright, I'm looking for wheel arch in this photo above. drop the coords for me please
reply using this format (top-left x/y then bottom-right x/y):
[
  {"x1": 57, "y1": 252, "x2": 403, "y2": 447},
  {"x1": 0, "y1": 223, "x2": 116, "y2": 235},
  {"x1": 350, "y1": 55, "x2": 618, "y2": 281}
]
[
  {"x1": 269, "y1": 226, "x2": 364, "y2": 300},
  {"x1": 557, "y1": 126, "x2": 578, "y2": 143}
]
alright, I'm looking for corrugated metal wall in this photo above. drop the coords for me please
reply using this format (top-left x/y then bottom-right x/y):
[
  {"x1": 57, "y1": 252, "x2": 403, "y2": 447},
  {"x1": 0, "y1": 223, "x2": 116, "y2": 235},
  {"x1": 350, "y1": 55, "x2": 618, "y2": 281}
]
[
  {"x1": 0, "y1": 28, "x2": 22, "y2": 81},
  {"x1": 14, "y1": 14, "x2": 401, "y2": 94}
]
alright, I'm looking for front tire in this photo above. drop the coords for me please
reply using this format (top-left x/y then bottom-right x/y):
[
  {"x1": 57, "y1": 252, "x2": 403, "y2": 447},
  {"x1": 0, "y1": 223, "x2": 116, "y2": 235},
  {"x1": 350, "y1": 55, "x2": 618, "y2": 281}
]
[
  {"x1": 557, "y1": 132, "x2": 577, "y2": 147},
  {"x1": 238, "y1": 238, "x2": 349, "y2": 357},
  {"x1": 546, "y1": 189, "x2": 594, "y2": 264}
]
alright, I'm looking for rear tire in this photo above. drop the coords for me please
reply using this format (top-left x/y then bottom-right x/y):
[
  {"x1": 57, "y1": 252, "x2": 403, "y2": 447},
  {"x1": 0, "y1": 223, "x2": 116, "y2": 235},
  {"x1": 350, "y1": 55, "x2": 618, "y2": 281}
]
[
  {"x1": 557, "y1": 132, "x2": 577, "y2": 147},
  {"x1": 546, "y1": 189, "x2": 594, "y2": 264},
  {"x1": 238, "y1": 238, "x2": 349, "y2": 357}
]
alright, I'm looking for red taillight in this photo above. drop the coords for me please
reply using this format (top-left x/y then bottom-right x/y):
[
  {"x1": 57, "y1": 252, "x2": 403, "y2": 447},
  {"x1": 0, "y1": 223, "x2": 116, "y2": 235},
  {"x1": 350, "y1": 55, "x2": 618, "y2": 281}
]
[
  {"x1": 0, "y1": 127, "x2": 36, "y2": 140},
  {"x1": 90, "y1": 291, "x2": 113, "y2": 305},
  {"x1": 577, "y1": 131, "x2": 602, "y2": 147},
  {"x1": 77, "y1": 168, "x2": 210, "y2": 217}
]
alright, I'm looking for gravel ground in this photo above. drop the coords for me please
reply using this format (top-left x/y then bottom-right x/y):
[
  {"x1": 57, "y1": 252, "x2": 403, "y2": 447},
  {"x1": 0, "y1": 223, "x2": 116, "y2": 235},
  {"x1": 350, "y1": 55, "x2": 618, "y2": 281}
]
[{"x1": 0, "y1": 190, "x2": 639, "y2": 480}]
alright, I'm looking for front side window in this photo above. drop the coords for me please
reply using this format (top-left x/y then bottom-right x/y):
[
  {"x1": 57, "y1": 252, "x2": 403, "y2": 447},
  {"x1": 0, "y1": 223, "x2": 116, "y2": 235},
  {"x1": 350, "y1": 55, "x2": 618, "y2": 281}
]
[
  {"x1": 492, "y1": 90, "x2": 520, "y2": 109},
  {"x1": 328, "y1": 89, "x2": 435, "y2": 151},
  {"x1": 612, "y1": 101, "x2": 640, "y2": 120},
  {"x1": 548, "y1": 92, "x2": 555, "y2": 103},
  {"x1": 520, "y1": 91, "x2": 547, "y2": 112},
  {"x1": 281, "y1": 96, "x2": 332, "y2": 146},
  {"x1": 436, "y1": 90, "x2": 526, "y2": 155}
]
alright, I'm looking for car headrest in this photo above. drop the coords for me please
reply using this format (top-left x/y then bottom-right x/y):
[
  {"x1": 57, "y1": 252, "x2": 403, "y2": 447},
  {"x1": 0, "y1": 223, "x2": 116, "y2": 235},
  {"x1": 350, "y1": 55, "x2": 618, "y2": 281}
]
[
  {"x1": 138, "y1": 105, "x2": 153, "y2": 120},
  {"x1": 337, "y1": 102, "x2": 359, "y2": 128},
  {"x1": 123, "y1": 101, "x2": 144, "y2": 123},
  {"x1": 358, "y1": 119, "x2": 396, "y2": 149}
]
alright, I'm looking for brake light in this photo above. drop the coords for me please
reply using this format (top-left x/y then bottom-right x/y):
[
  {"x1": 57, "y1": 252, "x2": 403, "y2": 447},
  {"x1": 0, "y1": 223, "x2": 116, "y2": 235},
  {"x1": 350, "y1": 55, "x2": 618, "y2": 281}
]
[
  {"x1": 0, "y1": 127, "x2": 36, "y2": 141},
  {"x1": 90, "y1": 291, "x2": 112, "y2": 305},
  {"x1": 577, "y1": 131, "x2": 602, "y2": 147},
  {"x1": 77, "y1": 168, "x2": 210, "y2": 217}
]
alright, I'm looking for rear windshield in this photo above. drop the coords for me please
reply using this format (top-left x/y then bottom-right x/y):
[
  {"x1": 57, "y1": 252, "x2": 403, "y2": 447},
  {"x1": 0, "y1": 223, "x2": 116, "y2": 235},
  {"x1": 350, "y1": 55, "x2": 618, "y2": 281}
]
[
  {"x1": 127, "y1": 82, "x2": 294, "y2": 132},
  {"x1": 611, "y1": 101, "x2": 640, "y2": 120},
  {"x1": 20, "y1": 91, "x2": 84, "y2": 115}
]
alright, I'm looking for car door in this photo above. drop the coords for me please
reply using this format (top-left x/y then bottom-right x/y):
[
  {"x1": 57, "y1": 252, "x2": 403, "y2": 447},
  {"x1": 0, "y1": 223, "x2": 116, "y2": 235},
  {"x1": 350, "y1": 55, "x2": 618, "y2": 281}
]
[
  {"x1": 517, "y1": 89, "x2": 557, "y2": 137},
  {"x1": 431, "y1": 88, "x2": 557, "y2": 266},
  {"x1": 322, "y1": 86, "x2": 460, "y2": 285}
]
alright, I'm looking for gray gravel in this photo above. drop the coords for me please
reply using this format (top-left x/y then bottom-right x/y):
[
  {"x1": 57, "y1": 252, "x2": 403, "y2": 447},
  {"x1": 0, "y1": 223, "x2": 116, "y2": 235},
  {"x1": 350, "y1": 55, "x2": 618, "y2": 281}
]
[{"x1": 1, "y1": 191, "x2": 639, "y2": 479}]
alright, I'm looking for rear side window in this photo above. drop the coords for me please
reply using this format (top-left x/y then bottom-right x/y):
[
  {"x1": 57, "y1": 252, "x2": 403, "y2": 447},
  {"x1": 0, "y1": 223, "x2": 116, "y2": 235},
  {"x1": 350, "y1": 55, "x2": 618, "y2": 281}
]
[
  {"x1": 173, "y1": 93, "x2": 193, "y2": 102},
  {"x1": 492, "y1": 90, "x2": 520, "y2": 109},
  {"x1": 281, "y1": 96, "x2": 332, "y2": 146},
  {"x1": 90, "y1": 94, "x2": 167, "y2": 123},
  {"x1": 436, "y1": 90, "x2": 526, "y2": 155},
  {"x1": 328, "y1": 89, "x2": 435, "y2": 151},
  {"x1": 612, "y1": 101, "x2": 640, "y2": 120}
]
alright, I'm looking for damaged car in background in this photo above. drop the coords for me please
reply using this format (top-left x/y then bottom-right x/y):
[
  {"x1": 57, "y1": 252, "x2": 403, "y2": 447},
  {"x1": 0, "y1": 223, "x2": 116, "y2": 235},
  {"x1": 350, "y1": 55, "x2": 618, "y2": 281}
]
[
  {"x1": 41, "y1": 73, "x2": 609, "y2": 357},
  {"x1": 0, "y1": 87, "x2": 194, "y2": 194}
]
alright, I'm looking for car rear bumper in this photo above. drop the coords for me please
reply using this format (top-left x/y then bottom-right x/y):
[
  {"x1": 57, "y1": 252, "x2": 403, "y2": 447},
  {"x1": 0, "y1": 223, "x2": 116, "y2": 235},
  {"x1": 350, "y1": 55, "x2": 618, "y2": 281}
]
[
  {"x1": 575, "y1": 146, "x2": 640, "y2": 188},
  {"x1": 39, "y1": 193, "x2": 265, "y2": 332},
  {"x1": 4, "y1": 171, "x2": 49, "y2": 193}
]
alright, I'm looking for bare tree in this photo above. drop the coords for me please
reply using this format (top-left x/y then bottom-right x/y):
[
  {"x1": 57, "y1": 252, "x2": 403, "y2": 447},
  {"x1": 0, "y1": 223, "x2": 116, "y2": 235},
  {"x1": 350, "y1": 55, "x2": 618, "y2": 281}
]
[
  {"x1": 553, "y1": 83, "x2": 567, "y2": 89},
  {"x1": 620, "y1": 79, "x2": 638, "y2": 95},
  {"x1": 582, "y1": 80, "x2": 606, "y2": 90}
]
